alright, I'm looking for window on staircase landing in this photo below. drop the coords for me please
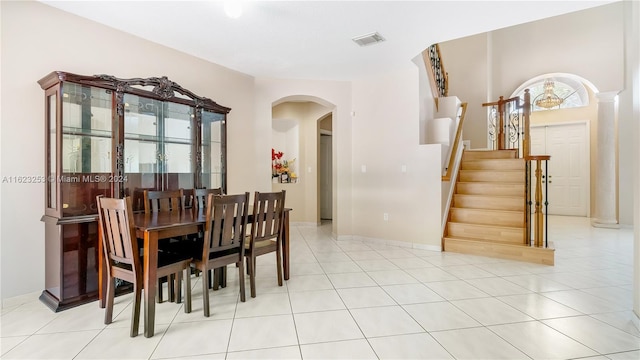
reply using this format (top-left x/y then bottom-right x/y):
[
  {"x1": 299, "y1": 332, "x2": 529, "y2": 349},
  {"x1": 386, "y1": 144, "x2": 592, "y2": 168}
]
[{"x1": 514, "y1": 76, "x2": 589, "y2": 112}]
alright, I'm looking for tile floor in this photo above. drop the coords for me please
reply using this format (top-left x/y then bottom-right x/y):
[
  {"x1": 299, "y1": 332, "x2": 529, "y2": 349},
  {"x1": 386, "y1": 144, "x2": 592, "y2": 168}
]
[{"x1": 1, "y1": 216, "x2": 639, "y2": 359}]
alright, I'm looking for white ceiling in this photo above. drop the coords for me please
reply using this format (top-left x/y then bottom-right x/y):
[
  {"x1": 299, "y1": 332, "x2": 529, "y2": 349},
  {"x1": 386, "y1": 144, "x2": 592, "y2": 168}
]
[{"x1": 42, "y1": 1, "x2": 616, "y2": 81}]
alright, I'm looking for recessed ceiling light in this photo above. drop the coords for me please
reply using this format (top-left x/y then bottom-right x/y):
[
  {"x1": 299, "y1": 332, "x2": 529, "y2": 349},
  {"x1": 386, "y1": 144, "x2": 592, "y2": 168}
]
[
  {"x1": 224, "y1": 1, "x2": 243, "y2": 19},
  {"x1": 352, "y1": 32, "x2": 386, "y2": 47}
]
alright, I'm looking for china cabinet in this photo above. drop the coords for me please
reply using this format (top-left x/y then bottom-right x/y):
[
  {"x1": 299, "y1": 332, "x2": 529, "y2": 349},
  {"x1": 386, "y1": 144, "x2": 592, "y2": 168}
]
[{"x1": 38, "y1": 71, "x2": 229, "y2": 311}]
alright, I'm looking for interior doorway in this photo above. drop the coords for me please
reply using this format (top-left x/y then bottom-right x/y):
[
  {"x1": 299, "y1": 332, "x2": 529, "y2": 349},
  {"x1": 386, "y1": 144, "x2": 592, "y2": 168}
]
[{"x1": 319, "y1": 114, "x2": 333, "y2": 221}]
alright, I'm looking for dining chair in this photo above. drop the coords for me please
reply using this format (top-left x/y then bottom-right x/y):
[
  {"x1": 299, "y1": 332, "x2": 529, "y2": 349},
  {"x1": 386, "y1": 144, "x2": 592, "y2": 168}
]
[
  {"x1": 143, "y1": 189, "x2": 186, "y2": 302},
  {"x1": 245, "y1": 190, "x2": 286, "y2": 298},
  {"x1": 143, "y1": 189, "x2": 185, "y2": 214},
  {"x1": 188, "y1": 192, "x2": 250, "y2": 317},
  {"x1": 96, "y1": 195, "x2": 192, "y2": 337},
  {"x1": 193, "y1": 188, "x2": 223, "y2": 209}
]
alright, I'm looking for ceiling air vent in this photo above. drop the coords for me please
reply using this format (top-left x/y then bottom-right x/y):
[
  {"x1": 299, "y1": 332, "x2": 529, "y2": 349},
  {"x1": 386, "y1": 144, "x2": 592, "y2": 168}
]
[{"x1": 352, "y1": 32, "x2": 385, "y2": 47}]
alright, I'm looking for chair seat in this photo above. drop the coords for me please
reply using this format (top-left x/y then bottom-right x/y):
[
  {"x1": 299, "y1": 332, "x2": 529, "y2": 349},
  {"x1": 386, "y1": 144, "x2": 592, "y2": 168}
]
[{"x1": 245, "y1": 238, "x2": 277, "y2": 250}]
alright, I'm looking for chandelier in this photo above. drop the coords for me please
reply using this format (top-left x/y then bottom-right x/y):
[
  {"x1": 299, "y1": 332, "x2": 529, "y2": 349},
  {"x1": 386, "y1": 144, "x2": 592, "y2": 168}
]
[{"x1": 535, "y1": 79, "x2": 564, "y2": 109}]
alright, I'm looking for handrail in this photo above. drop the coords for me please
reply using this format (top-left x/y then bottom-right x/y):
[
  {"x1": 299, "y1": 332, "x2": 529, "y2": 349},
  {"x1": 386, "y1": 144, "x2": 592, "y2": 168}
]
[{"x1": 442, "y1": 102, "x2": 468, "y2": 181}]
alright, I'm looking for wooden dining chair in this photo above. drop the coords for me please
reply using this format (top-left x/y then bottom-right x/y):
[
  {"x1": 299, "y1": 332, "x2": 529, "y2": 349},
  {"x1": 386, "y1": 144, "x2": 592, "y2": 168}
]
[
  {"x1": 143, "y1": 189, "x2": 185, "y2": 214},
  {"x1": 187, "y1": 192, "x2": 250, "y2": 317},
  {"x1": 193, "y1": 188, "x2": 223, "y2": 209},
  {"x1": 96, "y1": 195, "x2": 192, "y2": 337},
  {"x1": 142, "y1": 189, "x2": 186, "y2": 302},
  {"x1": 245, "y1": 190, "x2": 286, "y2": 298}
]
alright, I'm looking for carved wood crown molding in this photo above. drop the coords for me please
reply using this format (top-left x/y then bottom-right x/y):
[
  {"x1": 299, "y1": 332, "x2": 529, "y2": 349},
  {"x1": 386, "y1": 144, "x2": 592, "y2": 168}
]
[{"x1": 38, "y1": 71, "x2": 231, "y2": 114}]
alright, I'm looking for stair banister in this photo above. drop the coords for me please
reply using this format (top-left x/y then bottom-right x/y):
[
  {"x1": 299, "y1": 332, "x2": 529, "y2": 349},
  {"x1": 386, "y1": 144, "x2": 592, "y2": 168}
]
[{"x1": 442, "y1": 103, "x2": 468, "y2": 181}]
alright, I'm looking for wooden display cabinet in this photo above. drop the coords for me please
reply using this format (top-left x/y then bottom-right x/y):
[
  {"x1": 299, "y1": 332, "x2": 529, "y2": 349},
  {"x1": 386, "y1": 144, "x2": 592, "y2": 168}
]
[{"x1": 38, "y1": 72, "x2": 229, "y2": 311}]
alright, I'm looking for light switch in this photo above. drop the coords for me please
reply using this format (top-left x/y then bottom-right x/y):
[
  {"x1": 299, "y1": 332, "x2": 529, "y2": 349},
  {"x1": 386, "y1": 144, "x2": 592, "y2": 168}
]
[
  {"x1": 361, "y1": 165, "x2": 367, "y2": 173},
  {"x1": 308, "y1": 166, "x2": 312, "y2": 173},
  {"x1": 401, "y1": 165, "x2": 407, "y2": 173}
]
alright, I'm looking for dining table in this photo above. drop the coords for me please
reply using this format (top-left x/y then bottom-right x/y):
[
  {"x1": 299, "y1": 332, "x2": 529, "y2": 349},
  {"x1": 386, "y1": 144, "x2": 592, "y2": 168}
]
[{"x1": 98, "y1": 207, "x2": 291, "y2": 338}]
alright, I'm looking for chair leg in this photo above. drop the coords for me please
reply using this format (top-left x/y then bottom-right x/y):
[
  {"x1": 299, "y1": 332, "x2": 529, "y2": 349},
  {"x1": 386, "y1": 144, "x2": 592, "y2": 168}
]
[
  {"x1": 202, "y1": 267, "x2": 210, "y2": 317},
  {"x1": 238, "y1": 260, "x2": 246, "y2": 302},
  {"x1": 130, "y1": 278, "x2": 142, "y2": 337},
  {"x1": 184, "y1": 267, "x2": 192, "y2": 313},
  {"x1": 212, "y1": 268, "x2": 220, "y2": 290},
  {"x1": 276, "y1": 243, "x2": 283, "y2": 287},
  {"x1": 104, "y1": 278, "x2": 115, "y2": 325},
  {"x1": 250, "y1": 255, "x2": 257, "y2": 298},
  {"x1": 169, "y1": 274, "x2": 176, "y2": 302},
  {"x1": 174, "y1": 272, "x2": 182, "y2": 304},
  {"x1": 157, "y1": 278, "x2": 163, "y2": 303}
]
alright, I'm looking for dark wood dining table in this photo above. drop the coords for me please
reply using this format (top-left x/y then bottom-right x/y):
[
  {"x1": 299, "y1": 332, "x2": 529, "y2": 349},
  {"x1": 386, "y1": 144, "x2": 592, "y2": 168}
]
[{"x1": 98, "y1": 207, "x2": 291, "y2": 337}]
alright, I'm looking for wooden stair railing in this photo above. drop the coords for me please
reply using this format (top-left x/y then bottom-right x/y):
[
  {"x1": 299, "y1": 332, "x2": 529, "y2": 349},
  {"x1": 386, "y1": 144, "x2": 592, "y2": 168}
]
[{"x1": 442, "y1": 103, "x2": 468, "y2": 181}]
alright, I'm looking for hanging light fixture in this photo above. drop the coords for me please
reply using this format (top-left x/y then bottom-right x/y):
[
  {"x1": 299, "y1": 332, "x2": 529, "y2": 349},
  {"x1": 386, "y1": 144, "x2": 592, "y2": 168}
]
[{"x1": 535, "y1": 79, "x2": 564, "y2": 109}]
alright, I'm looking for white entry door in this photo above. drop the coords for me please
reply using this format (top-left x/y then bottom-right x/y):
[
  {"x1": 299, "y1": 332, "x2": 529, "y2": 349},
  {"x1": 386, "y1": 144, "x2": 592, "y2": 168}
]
[{"x1": 530, "y1": 122, "x2": 589, "y2": 216}]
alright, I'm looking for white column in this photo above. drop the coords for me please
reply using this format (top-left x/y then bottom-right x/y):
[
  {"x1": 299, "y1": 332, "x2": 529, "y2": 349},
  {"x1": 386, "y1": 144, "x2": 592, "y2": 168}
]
[{"x1": 592, "y1": 91, "x2": 620, "y2": 228}]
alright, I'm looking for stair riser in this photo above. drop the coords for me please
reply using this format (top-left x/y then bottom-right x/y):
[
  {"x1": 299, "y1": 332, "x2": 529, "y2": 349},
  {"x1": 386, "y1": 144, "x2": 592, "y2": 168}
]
[
  {"x1": 461, "y1": 159, "x2": 525, "y2": 170},
  {"x1": 453, "y1": 195, "x2": 524, "y2": 211},
  {"x1": 447, "y1": 223, "x2": 524, "y2": 244},
  {"x1": 459, "y1": 171, "x2": 524, "y2": 183},
  {"x1": 462, "y1": 150, "x2": 518, "y2": 160},
  {"x1": 443, "y1": 238, "x2": 554, "y2": 265},
  {"x1": 450, "y1": 209, "x2": 524, "y2": 227},
  {"x1": 457, "y1": 183, "x2": 524, "y2": 196}
]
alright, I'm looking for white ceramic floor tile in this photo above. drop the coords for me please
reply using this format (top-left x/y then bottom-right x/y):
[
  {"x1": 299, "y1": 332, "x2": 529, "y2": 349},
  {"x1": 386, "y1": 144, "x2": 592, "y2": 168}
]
[
  {"x1": 425, "y1": 280, "x2": 489, "y2": 300},
  {"x1": 320, "y1": 261, "x2": 363, "y2": 274},
  {"x1": 451, "y1": 297, "x2": 534, "y2": 325},
  {"x1": 542, "y1": 289, "x2": 628, "y2": 314},
  {"x1": 590, "y1": 311, "x2": 640, "y2": 337},
  {"x1": 294, "y1": 310, "x2": 363, "y2": 344},
  {"x1": 226, "y1": 346, "x2": 301, "y2": 359},
  {"x1": 543, "y1": 316, "x2": 640, "y2": 354},
  {"x1": 350, "y1": 306, "x2": 424, "y2": 337},
  {"x1": 76, "y1": 324, "x2": 169, "y2": 359},
  {"x1": 606, "y1": 350, "x2": 640, "y2": 359},
  {"x1": 368, "y1": 333, "x2": 454, "y2": 359},
  {"x1": 381, "y1": 283, "x2": 445, "y2": 304},
  {"x1": 355, "y1": 259, "x2": 399, "y2": 271},
  {"x1": 300, "y1": 339, "x2": 377, "y2": 359},
  {"x1": 405, "y1": 267, "x2": 459, "y2": 282},
  {"x1": 312, "y1": 251, "x2": 352, "y2": 263},
  {"x1": 3, "y1": 330, "x2": 100, "y2": 359},
  {"x1": 375, "y1": 248, "x2": 416, "y2": 259},
  {"x1": 0, "y1": 336, "x2": 27, "y2": 356},
  {"x1": 502, "y1": 274, "x2": 573, "y2": 292},
  {"x1": 234, "y1": 292, "x2": 291, "y2": 318},
  {"x1": 346, "y1": 250, "x2": 385, "y2": 261},
  {"x1": 366, "y1": 269, "x2": 419, "y2": 286},
  {"x1": 464, "y1": 277, "x2": 532, "y2": 296},
  {"x1": 432, "y1": 327, "x2": 529, "y2": 360},
  {"x1": 150, "y1": 320, "x2": 232, "y2": 359},
  {"x1": 388, "y1": 256, "x2": 434, "y2": 269},
  {"x1": 289, "y1": 289, "x2": 346, "y2": 313},
  {"x1": 338, "y1": 286, "x2": 397, "y2": 309},
  {"x1": 440, "y1": 265, "x2": 496, "y2": 279},
  {"x1": 336, "y1": 241, "x2": 373, "y2": 252},
  {"x1": 489, "y1": 321, "x2": 598, "y2": 359},
  {"x1": 174, "y1": 293, "x2": 238, "y2": 321},
  {"x1": 496, "y1": 293, "x2": 582, "y2": 319},
  {"x1": 327, "y1": 272, "x2": 376, "y2": 288},
  {"x1": 289, "y1": 262, "x2": 325, "y2": 276},
  {"x1": 0, "y1": 307, "x2": 59, "y2": 337},
  {"x1": 227, "y1": 315, "x2": 298, "y2": 352},
  {"x1": 284, "y1": 274, "x2": 333, "y2": 292},
  {"x1": 402, "y1": 302, "x2": 481, "y2": 331}
]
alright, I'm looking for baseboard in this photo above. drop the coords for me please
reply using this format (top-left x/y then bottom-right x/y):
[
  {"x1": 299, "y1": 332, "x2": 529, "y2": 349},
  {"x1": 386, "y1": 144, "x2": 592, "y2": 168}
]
[{"x1": 350, "y1": 235, "x2": 442, "y2": 251}]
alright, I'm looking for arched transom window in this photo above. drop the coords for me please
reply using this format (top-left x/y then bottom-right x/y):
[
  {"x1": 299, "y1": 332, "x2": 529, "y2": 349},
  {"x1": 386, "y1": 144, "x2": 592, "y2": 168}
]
[{"x1": 513, "y1": 76, "x2": 590, "y2": 112}]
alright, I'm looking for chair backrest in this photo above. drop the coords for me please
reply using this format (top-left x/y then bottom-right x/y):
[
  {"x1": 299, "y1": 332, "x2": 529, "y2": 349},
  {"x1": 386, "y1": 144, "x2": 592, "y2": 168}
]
[
  {"x1": 192, "y1": 188, "x2": 223, "y2": 209},
  {"x1": 251, "y1": 190, "x2": 286, "y2": 243},
  {"x1": 96, "y1": 195, "x2": 139, "y2": 273},
  {"x1": 202, "y1": 192, "x2": 250, "y2": 260},
  {"x1": 143, "y1": 189, "x2": 185, "y2": 214}
]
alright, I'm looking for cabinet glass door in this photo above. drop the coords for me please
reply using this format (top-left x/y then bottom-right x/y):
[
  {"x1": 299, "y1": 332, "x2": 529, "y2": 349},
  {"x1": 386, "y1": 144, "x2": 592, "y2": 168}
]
[
  {"x1": 201, "y1": 110, "x2": 225, "y2": 190},
  {"x1": 123, "y1": 94, "x2": 195, "y2": 198},
  {"x1": 60, "y1": 83, "x2": 112, "y2": 216}
]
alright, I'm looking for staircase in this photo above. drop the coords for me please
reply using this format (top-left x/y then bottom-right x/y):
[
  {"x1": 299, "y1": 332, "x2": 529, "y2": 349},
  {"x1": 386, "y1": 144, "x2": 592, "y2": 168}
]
[{"x1": 443, "y1": 149, "x2": 554, "y2": 265}]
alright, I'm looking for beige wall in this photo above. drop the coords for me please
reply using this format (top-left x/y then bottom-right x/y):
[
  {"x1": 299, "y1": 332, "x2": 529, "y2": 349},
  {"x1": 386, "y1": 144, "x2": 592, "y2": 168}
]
[
  {"x1": 272, "y1": 102, "x2": 332, "y2": 224},
  {"x1": 0, "y1": 1, "x2": 256, "y2": 300},
  {"x1": 352, "y1": 67, "x2": 442, "y2": 249}
]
